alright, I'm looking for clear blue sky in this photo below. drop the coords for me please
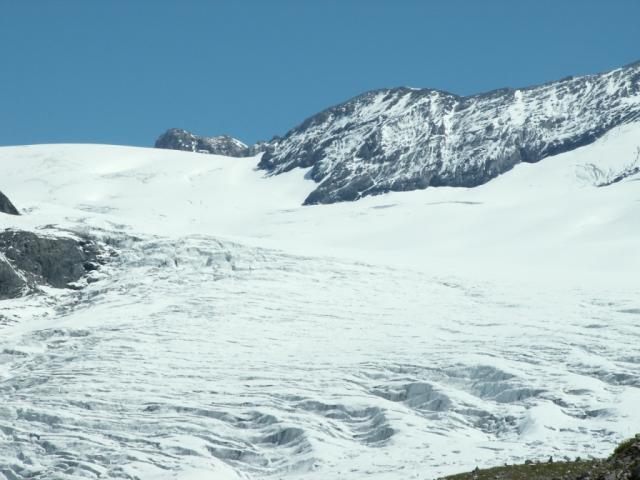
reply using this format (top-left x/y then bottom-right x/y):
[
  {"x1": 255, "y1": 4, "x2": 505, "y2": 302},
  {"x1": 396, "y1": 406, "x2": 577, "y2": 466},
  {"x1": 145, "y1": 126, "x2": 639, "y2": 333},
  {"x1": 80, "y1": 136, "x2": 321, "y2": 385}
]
[{"x1": 1, "y1": 0, "x2": 638, "y2": 147}]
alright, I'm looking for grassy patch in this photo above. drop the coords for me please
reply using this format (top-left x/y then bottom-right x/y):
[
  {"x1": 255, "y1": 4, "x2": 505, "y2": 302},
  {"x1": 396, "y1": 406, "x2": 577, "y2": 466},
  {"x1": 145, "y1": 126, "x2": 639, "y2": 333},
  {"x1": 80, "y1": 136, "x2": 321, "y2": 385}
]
[
  {"x1": 612, "y1": 437, "x2": 636, "y2": 457},
  {"x1": 442, "y1": 435, "x2": 640, "y2": 480},
  {"x1": 443, "y1": 459, "x2": 600, "y2": 480}
]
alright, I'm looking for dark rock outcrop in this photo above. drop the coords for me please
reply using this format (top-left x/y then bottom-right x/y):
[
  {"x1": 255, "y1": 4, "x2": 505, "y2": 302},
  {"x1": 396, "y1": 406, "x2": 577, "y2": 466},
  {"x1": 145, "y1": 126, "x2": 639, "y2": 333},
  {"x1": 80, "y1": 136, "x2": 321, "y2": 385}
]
[
  {"x1": 155, "y1": 128, "x2": 252, "y2": 157},
  {"x1": 0, "y1": 230, "x2": 102, "y2": 300},
  {"x1": 0, "y1": 190, "x2": 19, "y2": 215}
]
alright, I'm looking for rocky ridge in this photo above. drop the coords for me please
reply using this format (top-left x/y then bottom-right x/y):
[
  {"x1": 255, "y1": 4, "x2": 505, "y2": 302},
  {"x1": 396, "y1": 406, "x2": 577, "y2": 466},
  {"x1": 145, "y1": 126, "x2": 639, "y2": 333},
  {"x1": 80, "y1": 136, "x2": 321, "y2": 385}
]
[
  {"x1": 155, "y1": 128, "x2": 252, "y2": 157},
  {"x1": 156, "y1": 61, "x2": 640, "y2": 205}
]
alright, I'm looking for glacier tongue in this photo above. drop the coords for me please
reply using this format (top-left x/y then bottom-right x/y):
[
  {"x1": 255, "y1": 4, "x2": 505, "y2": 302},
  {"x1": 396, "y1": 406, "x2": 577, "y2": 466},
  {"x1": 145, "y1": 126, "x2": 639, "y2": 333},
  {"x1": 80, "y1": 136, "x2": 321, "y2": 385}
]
[{"x1": 0, "y1": 234, "x2": 639, "y2": 480}]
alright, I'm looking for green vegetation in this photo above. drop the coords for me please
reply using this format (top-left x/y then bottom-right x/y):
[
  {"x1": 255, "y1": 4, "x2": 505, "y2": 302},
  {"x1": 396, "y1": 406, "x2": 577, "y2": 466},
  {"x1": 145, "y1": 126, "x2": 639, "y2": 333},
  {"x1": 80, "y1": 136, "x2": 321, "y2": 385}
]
[
  {"x1": 441, "y1": 435, "x2": 640, "y2": 480},
  {"x1": 612, "y1": 436, "x2": 637, "y2": 457}
]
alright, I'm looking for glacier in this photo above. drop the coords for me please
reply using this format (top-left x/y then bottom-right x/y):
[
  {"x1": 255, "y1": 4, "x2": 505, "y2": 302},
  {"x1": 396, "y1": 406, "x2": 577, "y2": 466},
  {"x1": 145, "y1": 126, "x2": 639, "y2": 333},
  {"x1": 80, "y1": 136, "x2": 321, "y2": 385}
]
[{"x1": 0, "y1": 121, "x2": 639, "y2": 479}]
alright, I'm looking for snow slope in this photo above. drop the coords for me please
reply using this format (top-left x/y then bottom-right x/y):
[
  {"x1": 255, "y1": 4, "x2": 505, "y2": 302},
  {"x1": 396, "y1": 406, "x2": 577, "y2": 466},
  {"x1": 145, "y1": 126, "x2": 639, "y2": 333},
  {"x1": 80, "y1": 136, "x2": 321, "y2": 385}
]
[{"x1": 0, "y1": 122, "x2": 639, "y2": 480}]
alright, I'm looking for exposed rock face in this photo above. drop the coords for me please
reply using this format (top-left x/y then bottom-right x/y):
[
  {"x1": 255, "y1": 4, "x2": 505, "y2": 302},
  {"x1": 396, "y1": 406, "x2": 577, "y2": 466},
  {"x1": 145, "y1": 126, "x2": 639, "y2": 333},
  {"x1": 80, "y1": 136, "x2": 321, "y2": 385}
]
[
  {"x1": 155, "y1": 128, "x2": 251, "y2": 157},
  {"x1": 0, "y1": 190, "x2": 19, "y2": 215},
  {"x1": 0, "y1": 230, "x2": 102, "y2": 300},
  {"x1": 258, "y1": 61, "x2": 640, "y2": 204}
]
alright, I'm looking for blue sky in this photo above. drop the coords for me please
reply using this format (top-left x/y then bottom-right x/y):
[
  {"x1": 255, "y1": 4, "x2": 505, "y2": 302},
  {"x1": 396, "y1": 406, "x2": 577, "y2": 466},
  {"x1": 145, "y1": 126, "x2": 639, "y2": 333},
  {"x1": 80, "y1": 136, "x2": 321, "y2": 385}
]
[{"x1": 1, "y1": 0, "x2": 638, "y2": 147}]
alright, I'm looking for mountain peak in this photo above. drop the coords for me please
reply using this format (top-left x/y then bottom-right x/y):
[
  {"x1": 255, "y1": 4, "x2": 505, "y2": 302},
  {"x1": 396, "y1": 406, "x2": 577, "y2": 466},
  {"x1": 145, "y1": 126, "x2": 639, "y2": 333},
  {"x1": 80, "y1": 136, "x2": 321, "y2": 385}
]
[{"x1": 155, "y1": 128, "x2": 251, "y2": 157}]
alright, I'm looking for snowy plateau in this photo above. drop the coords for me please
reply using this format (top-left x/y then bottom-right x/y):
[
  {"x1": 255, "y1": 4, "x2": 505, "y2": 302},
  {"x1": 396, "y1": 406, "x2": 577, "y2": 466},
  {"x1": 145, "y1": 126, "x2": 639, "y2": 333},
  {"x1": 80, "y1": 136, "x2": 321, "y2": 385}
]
[{"x1": 1, "y1": 87, "x2": 640, "y2": 478}]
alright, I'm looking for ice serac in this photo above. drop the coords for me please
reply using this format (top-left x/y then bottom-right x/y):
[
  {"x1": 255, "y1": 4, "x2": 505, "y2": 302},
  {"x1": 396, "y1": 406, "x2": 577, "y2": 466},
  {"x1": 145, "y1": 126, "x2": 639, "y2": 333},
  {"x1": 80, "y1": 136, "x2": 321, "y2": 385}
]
[
  {"x1": 155, "y1": 128, "x2": 252, "y2": 157},
  {"x1": 258, "y1": 61, "x2": 640, "y2": 204},
  {"x1": 0, "y1": 189, "x2": 19, "y2": 215}
]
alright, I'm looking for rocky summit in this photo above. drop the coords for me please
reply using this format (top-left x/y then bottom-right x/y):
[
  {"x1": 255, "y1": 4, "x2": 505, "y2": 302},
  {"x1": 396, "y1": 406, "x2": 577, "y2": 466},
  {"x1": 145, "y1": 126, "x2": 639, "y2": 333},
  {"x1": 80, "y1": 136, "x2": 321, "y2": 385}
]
[
  {"x1": 155, "y1": 128, "x2": 251, "y2": 157},
  {"x1": 156, "y1": 61, "x2": 640, "y2": 205}
]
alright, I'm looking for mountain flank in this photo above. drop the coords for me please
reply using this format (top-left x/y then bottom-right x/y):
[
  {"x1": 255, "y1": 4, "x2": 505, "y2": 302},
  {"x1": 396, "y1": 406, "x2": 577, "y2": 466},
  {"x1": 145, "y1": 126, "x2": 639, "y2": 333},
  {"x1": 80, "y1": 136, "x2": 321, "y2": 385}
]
[{"x1": 155, "y1": 61, "x2": 640, "y2": 205}]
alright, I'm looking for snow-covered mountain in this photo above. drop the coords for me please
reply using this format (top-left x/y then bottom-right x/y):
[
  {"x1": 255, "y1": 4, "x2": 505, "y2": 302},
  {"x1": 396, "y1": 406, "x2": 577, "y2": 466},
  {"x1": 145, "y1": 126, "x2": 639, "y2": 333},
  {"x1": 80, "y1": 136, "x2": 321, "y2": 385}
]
[
  {"x1": 0, "y1": 116, "x2": 639, "y2": 479},
  {"x1": 158, "y1": 61, "x2": 640, "y2": 205},
  {"x1": 262, "y1": 62, "x2": 640, "y2": 204}
]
